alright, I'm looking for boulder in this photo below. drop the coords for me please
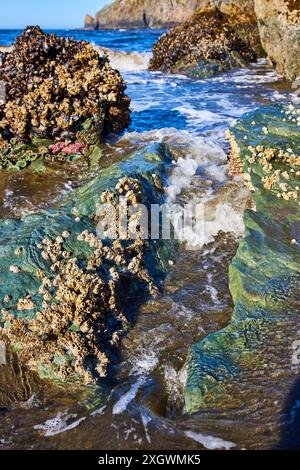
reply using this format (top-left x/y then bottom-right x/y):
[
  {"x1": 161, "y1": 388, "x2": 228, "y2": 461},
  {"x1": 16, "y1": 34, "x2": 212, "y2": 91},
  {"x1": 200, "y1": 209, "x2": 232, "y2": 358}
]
[
  {"x1": 0, "y1": 144, "x2": 176, "y2": 384},
  {"x1": 149, "y1": 9, "x2": 257, "y2": 78},
  {"x1": 0, "y1": 27, "x2": 131, "y2": 170}
]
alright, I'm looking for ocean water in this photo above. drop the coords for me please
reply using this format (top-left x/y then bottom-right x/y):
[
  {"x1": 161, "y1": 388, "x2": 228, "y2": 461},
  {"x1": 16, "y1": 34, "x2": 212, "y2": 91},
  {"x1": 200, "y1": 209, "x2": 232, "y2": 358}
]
[
  {"x1": 0, "y1": 28, "x2": 164, "y2": 51},
  {"x1": 0, "y1": 29, "x2": 297, "y2": 450}
]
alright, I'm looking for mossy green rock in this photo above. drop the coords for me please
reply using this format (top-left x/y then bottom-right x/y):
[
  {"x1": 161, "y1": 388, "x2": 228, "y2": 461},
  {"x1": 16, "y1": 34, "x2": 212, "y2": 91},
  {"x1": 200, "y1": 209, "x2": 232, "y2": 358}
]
[
  {"x1": 0, "y1": 143, "x2": 176, "y2": 382},
  {"x1": 185, "y1": 104, "x2": 300, "y2": 413}
]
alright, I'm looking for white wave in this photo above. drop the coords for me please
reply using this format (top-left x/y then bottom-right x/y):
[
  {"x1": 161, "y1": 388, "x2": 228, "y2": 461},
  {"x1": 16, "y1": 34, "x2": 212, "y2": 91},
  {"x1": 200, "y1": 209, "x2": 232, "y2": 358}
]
[
  {"x1": 206, "y1": 272, "x2": 219, "y2": 304},
  {"x1": 230, "y1": 71, "x2": 280, "y2": 84},
  {"x1": 174, "y1": 106, "x2": 226, "y2": 125},
  {"x1": 90, "y1": 405, "x2": 107, "y2": 417},
  {"x1": 120, "y1": 128, "x2": 248, "y2": 249},
  {"x1": 34, "y1": 410, "x2": 86, "y2": 437},
  {"x1": 271, "y1": 91, "x2": 290, "y2": 102},
  {"x1": 185, "y1": 430, "x2": 236, "y2": 450},
  {"x1": 113, "y1": 378, "x2": 145, "y2": 415},
  {"x1": 130, "y1": 100, "x2": 161, "y2": 112},
  {"x1": 94, "y1": 46, "x2": 151, "y2": 71},
  {"x1": 113, "y1": 350, "x2": 159, "y2": 415},
  {"x1": 140, "y1": 410, "x2": 152, "y2": 444}
]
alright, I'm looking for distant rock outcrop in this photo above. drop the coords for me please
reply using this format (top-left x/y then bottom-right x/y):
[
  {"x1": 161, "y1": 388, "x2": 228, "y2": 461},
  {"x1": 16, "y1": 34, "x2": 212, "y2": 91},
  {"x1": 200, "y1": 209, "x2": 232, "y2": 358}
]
[
  {"x1": 84, "y1": 14, "x2": 95, "y2": 29},
  {"x1": 254, "y1": 0, "x2": 300, "y2": 81}
]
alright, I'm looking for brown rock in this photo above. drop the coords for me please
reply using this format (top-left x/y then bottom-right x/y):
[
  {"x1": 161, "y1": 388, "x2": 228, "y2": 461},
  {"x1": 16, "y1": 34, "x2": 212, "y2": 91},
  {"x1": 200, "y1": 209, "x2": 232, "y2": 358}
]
[
  {"x1": 94, "y1": 0, "x2": 212, "y2": 29},
  {"x1": 149, "y1": 9, "x2": 257, "y2": 78},
  {"x1": 0, "y1": 27, "x2": 131, "y2": 144},
  {"x1": 84, "y1": 14, "x2": 95, "y2": 29},
  {"x1": 254, "y1": 0, "x2": 300, "y2": 80}
]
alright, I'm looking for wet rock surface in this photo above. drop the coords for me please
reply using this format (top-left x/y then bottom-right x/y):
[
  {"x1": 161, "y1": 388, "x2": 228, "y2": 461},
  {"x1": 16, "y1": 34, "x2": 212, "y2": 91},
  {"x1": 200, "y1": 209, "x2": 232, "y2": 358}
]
[
  {"x1": 185, "y1": 104, "x2": 300, "y2": 414},
  {"x1": 149, "y1": 9, "x2": 257, "y2": 78},
  {"x1": 0, "y1": 144, "x2": 175, "y2": 385}
]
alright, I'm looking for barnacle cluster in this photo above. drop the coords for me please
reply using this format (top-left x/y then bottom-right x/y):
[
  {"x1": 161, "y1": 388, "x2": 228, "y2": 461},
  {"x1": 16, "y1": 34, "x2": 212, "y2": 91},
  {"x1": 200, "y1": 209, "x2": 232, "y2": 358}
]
[
  {"x1": 0, "y1": 177, "x2": 158, "y2": 384},
  {"x1": 149, "y1": 10, "x2": 256, "y2": 76},
  {"x1": 0, "y1": 26, "x2": 130, "y2": 151},
  {"x1": 0, "y1": 137, "x2": 50, "y2": 170}
]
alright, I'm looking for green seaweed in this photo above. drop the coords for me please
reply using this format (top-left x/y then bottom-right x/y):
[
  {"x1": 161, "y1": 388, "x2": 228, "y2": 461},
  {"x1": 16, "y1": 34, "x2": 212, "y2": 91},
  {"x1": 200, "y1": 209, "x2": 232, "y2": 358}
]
[
  {"x1": 0, "y1": 143, "x2": 177, "y2": 382},
  {"x1": 185, "y1": 104, "x2": 300, "y2": 413}
]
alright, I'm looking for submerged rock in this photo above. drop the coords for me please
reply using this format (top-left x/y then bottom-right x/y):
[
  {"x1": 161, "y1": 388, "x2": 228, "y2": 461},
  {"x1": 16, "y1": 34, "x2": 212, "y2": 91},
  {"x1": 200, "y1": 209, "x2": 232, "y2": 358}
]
[
  {"x1": 0, "y1": 144, "x2": 176, "y2": 385},
  {"x1": 254, "y1": 0, "x2": 300, "y2": 81},
  {"x1": 185, "y1": 104, "x2": 300, "y2": 413},
  {"x1": 149, "y1": 9, "x2": 257, "y2": 78},
  {"x1": 0, "y1": 26, "x2": 131, "y2": 170}
]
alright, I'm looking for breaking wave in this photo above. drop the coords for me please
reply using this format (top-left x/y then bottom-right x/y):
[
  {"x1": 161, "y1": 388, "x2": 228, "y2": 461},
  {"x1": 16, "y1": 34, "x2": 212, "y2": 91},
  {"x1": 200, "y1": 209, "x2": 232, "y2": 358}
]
[
  {"x1": 121, "y1": 127, "x2": 248, "y2": 249},
  {"x1": 95, "y1": 46, "x2": 151, "y2": 71}
]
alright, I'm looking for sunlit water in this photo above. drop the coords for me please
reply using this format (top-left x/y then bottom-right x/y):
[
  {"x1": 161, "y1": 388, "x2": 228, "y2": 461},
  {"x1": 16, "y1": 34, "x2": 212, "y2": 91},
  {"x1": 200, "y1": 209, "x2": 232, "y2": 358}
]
[{"x1": 0, "y1": 29, "x2": 298, "y2": 450}]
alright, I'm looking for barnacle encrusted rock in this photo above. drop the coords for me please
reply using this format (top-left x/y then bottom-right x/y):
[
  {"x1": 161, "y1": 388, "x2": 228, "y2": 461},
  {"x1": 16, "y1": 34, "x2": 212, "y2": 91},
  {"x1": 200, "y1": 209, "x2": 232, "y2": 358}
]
[
  {"x1": 185, "y1": 104, "x2": 300, "y2": 414},
  {"x1": 254, "y1": 0, "x2": 300, "y2": 81},
  {"x1": 227, "y1": 103, "x2": 300, "y2": 198},
  {"x1": 149, "y1": 9, "x2": 257, "y2": 78},
  {"x1": 0, "y1": 144, "x2": 175, "y2": 385},
  {"x1": 0, "y1": 26, "x2": 131, "y2": 170}
]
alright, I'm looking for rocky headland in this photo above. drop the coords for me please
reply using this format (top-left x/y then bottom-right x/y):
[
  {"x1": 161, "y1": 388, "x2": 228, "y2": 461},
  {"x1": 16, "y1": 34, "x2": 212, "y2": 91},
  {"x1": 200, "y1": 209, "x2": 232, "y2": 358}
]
[
  {"x1": 86, "y1": 0, "x2": 206, "y2": 29},
  {"x1": 86, "y1": 0, "x2": 260, "y2": 37}
]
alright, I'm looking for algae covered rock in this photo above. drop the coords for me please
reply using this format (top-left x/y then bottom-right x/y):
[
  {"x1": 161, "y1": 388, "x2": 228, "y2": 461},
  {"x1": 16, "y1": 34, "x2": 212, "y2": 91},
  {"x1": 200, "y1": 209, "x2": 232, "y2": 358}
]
[
  {"x1": 185, "y1": 104, "x2": 300, "y2": 413},
  {"x1": 0, "y1": 26, "x2": 131, "y2": 170},
  {"x1": 149, "y1": 9, "x2": 257, "y2": 78},
  {"x1": 0, "y1": 144, "x2": 175, "y2": 385},
  {"x1": 254, "y1": 0, "x2": 300, "y2": 81}
]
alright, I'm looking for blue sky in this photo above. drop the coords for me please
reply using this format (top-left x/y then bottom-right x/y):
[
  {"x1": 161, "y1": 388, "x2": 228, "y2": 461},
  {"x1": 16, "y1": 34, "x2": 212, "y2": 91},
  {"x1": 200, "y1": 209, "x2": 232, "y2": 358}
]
[{"x1": 0, "y1": 0, "x2": 113, "y2": 29}]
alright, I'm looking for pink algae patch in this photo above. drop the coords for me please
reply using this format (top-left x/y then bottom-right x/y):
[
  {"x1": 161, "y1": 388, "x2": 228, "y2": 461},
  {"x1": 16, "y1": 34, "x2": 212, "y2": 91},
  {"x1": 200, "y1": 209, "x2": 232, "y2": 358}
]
[{"x1": 49, "y1": 142, "x2": 88, "y2": 155}]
